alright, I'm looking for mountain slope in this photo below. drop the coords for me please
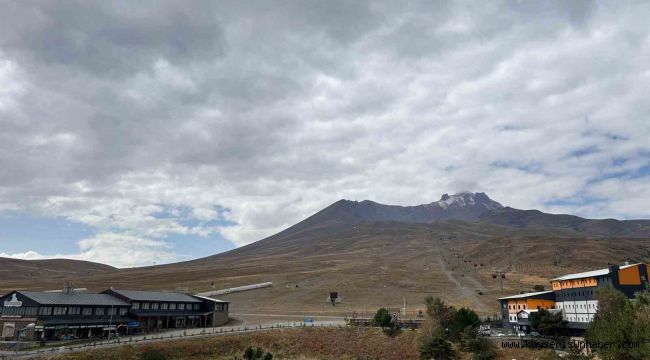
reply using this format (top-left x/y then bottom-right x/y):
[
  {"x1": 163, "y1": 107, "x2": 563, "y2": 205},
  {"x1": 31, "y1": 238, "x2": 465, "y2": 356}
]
[
  {"x1": 479, "y1": 207, "x2": 650, "y2": 237},
  {"x1": 0, "y1": 257, "x2": 115, "y2": 285},
  {"x1": 2, "y1": 192, "x2": 650, "y2": 315},
  {"x1": 287, "y1": 192, "x2": 650, "y2": 237},
  {"x1": 287, "y1": 192, "x2": 502, "y2": 232}
]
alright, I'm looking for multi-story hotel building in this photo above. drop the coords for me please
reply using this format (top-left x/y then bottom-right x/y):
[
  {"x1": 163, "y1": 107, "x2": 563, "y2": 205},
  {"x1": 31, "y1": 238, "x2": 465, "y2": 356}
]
[{"x1": 499, "y1": 263, "x2": 649, "y2": 333}]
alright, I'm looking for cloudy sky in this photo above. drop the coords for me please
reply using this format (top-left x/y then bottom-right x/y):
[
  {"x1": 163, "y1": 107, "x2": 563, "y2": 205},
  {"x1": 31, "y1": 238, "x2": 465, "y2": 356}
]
[{"x1": 0, "y1": 1, "x2": 649, "y2": 267}]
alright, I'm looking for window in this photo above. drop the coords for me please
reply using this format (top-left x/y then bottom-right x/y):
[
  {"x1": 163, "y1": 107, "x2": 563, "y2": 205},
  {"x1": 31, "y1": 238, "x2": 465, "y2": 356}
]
[
  {"x1": 119, "y1": 308, "x2": 128, "y2": 316},
  {"x1": 161, "y1": 303, "x2": 169, "y2": 310},
  {"x1": 132, "y1": 302, "x2": 140, "y2": 310},
  {"x1": 95, "y1": 307, "x2": 105, "y2": 315},
  {"x1": 169, "y1": 303, "x2": 176, "y2": 310},
  {"x1": 82, "y1": 307, "x2": 93, "y2": 316},
  {"x1": 53, "y1": 307, "x2": 67, "y2": 316},
  {"x1": 178, "y1": 303, "x2": 185, "y2": 310},
  {"x1": 193, "y1": 304, "x2": 200, "y2": 310},
  {"x1": 142, "y1": 302, "x2": 150, "y2": 310},
  {"x1": 108, "y1": 307, "x2": 117, "y2": 315},
  {"x1": 68, "y1": 307, "x2": 81, "y2": 315},
  {"x1": 151, "y1": 303, "x2": 159, "y2": 310},
  {"x1": 8, "y1": 307, "x2": 37, "y2": 316},
  {"x1": 39, "y1": 307, "x2": 52, "y2": 316}
]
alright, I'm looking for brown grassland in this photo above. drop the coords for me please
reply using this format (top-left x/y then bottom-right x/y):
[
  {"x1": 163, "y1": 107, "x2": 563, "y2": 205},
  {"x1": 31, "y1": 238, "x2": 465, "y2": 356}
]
[
  {"x1": 41, "y1": 328, "x2": 551, "y2": 360},
  {"x1": 3, "y1": 221, "x2": 649, "y2": 316}
]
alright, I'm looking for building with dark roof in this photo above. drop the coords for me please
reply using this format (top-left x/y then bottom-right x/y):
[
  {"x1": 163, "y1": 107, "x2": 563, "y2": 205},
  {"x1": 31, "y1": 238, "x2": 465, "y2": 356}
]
[
  {"x1": 1, "y1": 288, "x2": 229, "y2": 341},
  {"x1": 1, "y1": 290, "x2": 131, "y2": 341},
  {"x1": 103, "y1": 289, "x2": 229, "y2": 332},
  {"x1": 497, "y1": 291, "x2": 556, "y2": 333}
]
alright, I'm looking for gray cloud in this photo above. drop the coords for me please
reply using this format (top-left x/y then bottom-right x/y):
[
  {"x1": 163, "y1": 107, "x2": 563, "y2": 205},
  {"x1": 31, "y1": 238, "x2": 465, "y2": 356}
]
[{"x1": 0, "y1": 1, "x2": 649, "y2": 265}]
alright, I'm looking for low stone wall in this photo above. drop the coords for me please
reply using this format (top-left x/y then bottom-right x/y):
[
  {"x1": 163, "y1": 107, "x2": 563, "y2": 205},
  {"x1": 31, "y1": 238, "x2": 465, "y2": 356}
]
[{"x1": 213, "y1": 311, "x2": 229, "y2": 326}]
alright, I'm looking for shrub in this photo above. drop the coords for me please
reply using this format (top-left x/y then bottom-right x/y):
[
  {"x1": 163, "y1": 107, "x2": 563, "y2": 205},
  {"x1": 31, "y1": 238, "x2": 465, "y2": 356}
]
[
  {"x1": 530, "y1": 309, "x2": 568, "y2": 336},
  {"x1": 449, "y1": 308, "x2": 479, "y2": 340},
  {"x1": 139, "y1": 348, "x2": 167, "y2": 360},
  {"x1": 424, "y1": 296, "x2": 456, "y2": 329},
  {"x1": 586, "y1": 289, "x2": 649, "y2": 360},
  {"x1": 469, "y1": 338, "x2": 496, "y2": 360},
  {"x1": 419, "y1": 330, "x2": 456, "y2": 360},
  {"x1": 372, "y1": 308, "x2": 392, "y2": 329},
  {"x1": 242, "y1": 346, "x2": 271, "y2": 360}
]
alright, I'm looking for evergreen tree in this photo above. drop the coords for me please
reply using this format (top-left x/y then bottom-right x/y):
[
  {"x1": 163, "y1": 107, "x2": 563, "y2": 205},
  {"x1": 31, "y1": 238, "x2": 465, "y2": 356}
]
[
  {"x1": 419, "y1": 329, "x2": 456, "y2": 360},
  {"x1": 586, "y1": 288, "x2": 650, "y2": 360},
  {"x1": 530, "y1": 309, "x2": 567, "y2": 336}
]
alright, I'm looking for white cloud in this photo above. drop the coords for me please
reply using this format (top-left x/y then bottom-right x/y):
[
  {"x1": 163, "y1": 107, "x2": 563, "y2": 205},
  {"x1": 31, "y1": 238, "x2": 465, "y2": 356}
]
[
  {"x1": 0, "y1": 1, "x2": 649, "y2": 264},
  {"x1": 0, "y1": 233, "x2": 179, "y2": 268},
  {"x1": 0, "y1": 55, "x2": 26, "y2": 111}
]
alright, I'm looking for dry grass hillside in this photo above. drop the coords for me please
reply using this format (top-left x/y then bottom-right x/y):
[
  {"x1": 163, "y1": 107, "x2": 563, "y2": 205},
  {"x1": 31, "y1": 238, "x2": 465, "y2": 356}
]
[
  {"x1": 0, "y1": 257, "x2": 114, "y2": 284},
  {"x1": 4, "y1": 218, "x2": 650, "y2": 316}
]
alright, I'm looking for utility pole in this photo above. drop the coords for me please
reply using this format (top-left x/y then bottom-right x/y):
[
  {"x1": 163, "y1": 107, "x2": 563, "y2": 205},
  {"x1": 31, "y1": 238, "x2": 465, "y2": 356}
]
[{"x1": 108, "y1": 304, "x2": 114, "y2": 340}]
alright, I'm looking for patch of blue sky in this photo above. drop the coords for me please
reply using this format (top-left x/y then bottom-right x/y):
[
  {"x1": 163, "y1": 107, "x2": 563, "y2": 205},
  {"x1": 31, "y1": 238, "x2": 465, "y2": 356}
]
[
  {"x1": 568, "y1": 145, "x2": 599, "y2": 158},
  {"x1": 489, "y1": 160, "x2": 542, "y2": 172},
  {"x1": 543, "y1": 196, "x2": 606, "y2": 208},
  {"x1": 152, "y1": 204, "x2": 235, "y2": 226},
  {"x1": 164, "y1": 232, "x2": 236, "y2": 262},
  {"x1": 0, "y1": 213, "x2": 96, "y2": 254},
  {"x1": 149, "y1": 204, "x2": 238, "y2": 258}
]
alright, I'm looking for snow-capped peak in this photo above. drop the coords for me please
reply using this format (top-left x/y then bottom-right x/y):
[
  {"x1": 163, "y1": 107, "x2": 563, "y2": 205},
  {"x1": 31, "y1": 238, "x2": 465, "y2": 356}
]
[{"x1": 434, "y1": 192, "x2": 502, "y2": 210}]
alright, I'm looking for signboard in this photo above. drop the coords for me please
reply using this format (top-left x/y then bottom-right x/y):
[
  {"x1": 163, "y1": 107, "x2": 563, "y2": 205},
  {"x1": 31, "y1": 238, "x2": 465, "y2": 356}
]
[
  {"x1": 3, "y1": 294, "x2": 22, "y2": 307},
  {"x1": 127, "y1": 321, "x2": 140, "y2": 328},
  {"x1": 2, "y1": 323, "x2": 15, "y2": 338}
]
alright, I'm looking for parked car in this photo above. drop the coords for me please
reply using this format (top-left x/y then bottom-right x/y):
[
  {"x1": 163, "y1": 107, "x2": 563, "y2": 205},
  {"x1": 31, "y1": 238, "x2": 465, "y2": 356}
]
[{"x1": 529, "y1": 331, "x2": 541, "y2": 337}]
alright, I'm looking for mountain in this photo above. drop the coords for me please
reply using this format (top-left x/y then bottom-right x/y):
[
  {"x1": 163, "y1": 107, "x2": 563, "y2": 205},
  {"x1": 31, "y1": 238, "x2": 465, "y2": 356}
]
[
  {"x1": 288, "y1": 192, "x2": 502, "y2": 233},
  {"x1": 2, "y1": 192, "x2": 650, "y2": 315},
  {"x1": 287, "y1": 192, "x2": 650, "y2": 238},
  {"x1": 479, "y1": 207, "x2": 650, "y2": 237},
  {"x1": 0, "y1": 257, "x2": 115, "y2": 286}
]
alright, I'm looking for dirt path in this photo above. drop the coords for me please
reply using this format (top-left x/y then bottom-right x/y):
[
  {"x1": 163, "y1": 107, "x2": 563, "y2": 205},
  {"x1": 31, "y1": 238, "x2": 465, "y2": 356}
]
[{"x1": 435, "y1": 244, "x2": 485, "y2": 309}]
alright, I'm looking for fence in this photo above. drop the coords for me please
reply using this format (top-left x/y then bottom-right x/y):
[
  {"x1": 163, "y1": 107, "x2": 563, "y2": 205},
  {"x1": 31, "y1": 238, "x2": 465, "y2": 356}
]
[
  {"x1": 0, "y1": 322, "x2": 343, "y2": 359},
  {"x1": 346, "y1": 317, "x2": 425, "y2": 329}
]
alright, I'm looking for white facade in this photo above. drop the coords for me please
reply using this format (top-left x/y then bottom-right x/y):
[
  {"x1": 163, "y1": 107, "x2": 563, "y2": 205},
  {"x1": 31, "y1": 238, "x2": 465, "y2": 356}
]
[{"x1": 556, "y1": 300, "x2": 598, "y2": 323}]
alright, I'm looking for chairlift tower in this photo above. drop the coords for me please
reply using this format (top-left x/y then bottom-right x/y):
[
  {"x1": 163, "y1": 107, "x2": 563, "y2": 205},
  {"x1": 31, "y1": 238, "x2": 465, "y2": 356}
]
[{"x1": 492, "y1": 271, "x2": 506, "y2": 292}]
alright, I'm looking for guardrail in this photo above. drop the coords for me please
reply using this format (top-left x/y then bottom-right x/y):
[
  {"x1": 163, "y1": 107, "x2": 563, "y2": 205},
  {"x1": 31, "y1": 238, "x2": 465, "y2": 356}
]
[
  {"x1": 345, "y1": 317, "x2": 425, "y2": 329},
  {"x1": 0, "y1": 322, "x2": 343, "y2": 359}
]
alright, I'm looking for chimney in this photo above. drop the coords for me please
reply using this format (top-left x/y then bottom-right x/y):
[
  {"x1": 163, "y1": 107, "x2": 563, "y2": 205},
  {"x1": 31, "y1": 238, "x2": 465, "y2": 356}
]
[{"x1": 63, "y1": 281, "x2": 74, "y2": 295}]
